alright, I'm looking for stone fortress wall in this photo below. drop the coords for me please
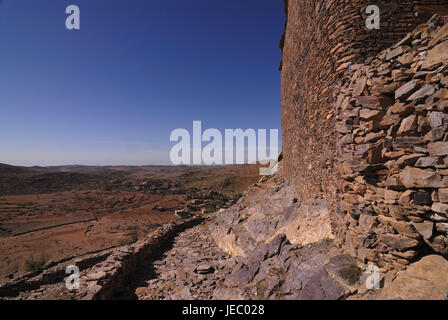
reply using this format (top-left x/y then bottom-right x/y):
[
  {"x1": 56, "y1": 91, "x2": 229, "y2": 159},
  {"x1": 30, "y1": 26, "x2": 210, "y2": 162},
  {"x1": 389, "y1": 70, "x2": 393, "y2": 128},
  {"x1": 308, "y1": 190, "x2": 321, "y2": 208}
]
[{"x1": 280, "y1": 0, "x2": 448, "y2": 268}]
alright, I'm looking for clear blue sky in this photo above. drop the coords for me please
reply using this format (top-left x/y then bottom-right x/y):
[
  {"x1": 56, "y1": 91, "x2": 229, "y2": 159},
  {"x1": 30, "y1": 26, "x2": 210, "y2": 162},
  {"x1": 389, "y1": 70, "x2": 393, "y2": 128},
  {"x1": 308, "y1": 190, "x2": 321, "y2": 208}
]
[{"x1": 0, "y1": 0, "x2": 284, "y2": 166}]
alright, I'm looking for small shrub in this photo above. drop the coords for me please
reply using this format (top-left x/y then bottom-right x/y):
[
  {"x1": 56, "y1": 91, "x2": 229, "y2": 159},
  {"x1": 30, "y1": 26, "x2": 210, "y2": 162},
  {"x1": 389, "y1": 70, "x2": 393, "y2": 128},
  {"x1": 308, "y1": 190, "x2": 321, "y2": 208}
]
[
  {"x1": 118, "y1": 232, "x2": 138, "y2": 246},
  {"x1": 24, "y1": 255, "x2": 47, "y2": 273},
  {"x1": 337, "y1": 261, "x2": 362, "y2": 285},
  {"x1": 127, "y1": 225, "x2": 139, "y2": 232},
  {"x1": 118, "y1": 238, "x2": 134, "y2": 246}
]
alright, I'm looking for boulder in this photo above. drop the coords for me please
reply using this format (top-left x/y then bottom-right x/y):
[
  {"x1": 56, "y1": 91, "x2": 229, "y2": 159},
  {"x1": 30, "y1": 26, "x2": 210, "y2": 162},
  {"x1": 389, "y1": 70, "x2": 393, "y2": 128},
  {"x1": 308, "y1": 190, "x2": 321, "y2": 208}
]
[
  {"x1": 429, "y1": 23, "x2": 448, "y2": 47},
  {"x1": 395, "y1": 80, "x2": 420, "y2": 100},
  {"x1": 432, "y1": 202, "x2": 448, "y2": 215},
  {"x1": 438, "y1": 188, "x2": 448, "y2": 203},
  {"x1": 428, "y1": 142, "x2": 448, "y2": 157},
  {"x1": 380, "y1": 114, "x2": 400, "y2": 128},
  {"x1": 393, "y1": 137, "x2": 423, "y2": 149},
  {"x1": 296, "y1": 269, "x2": 347, "y2": 300},
  {"x1": 412, "y1": 221, "x2": 434, "y2": 240},
  {"x1": 429, "y1": 112, "x2": 447, "y2": 128},
  {"x1": 424, "y1": 126, "x2": 446, "y2": 142},
  {"x1": 390, "y1": 102, "x2": 414, "y2": 116},
  {"x1": 196, "y1": 264, "x2": 215, "y2": 275},
  {"x1": 436, "y1": 223, "x2": 448, "y2": 233},
  {"x1": 379, "y1": 234, "x2": 420, "y2": 251},
  {"x1": 415, "y1": 157, "x2": 440, "y2": 168},
  {"x1": 399, "y1": 190, "x2": 415, "y2": 204},
  {"x1": 377, "y1": 255, "x2": 448, "y2": 300},
  {"x1": 357, "y1": 96, "x2": 393, "y2": 109},
  {"x1": 407, "y1": 85, "x2": 435, "y2": 101},
  {"x1": 379, "y1": 216, "x2": 419, "y2": 238},
  {"x1": 364, "y1": 131, "x2": 386, "y2": 143},
  {"x1": 386, "y1": 47, "x2": 404, "y2": 60},
  {"x1": 397, "y1": 52, "x2": 415, "y2": 65},
  {"x1": 352, "y1": 77, "x2": 367, "y2": 97},
  {"x1": 429, "y1": 235, "x2": 448, "y2": 255},
  {"x1": 397, "y1": 115, "x2": 417, "y2": 135},
  {"x1": 84, "y1": 271, "x2": 107, "y2": 281},
  {"x1": 212, "y1": 287, "x2": 248, "y2": 300},
  {"x1": 358, "y1": 214, "x2": 378, "y2": 234},
  {"x1": 360, "y1": 109, "x2": 384, "y2": 121},
  {"x1": 421, "y1": 41, "x2": 448, "y2": 70},
  {"x1": 399, "y1": 167, "x2": 448, "y2": 188}
]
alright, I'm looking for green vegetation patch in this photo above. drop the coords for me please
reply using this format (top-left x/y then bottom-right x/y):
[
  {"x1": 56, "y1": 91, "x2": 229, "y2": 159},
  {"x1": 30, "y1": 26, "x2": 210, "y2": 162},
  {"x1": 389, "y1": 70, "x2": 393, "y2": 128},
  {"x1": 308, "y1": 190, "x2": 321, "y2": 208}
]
[
  {"x1": 24, "y1": 255, "x2": 48, "y2": 273},
  {"x1": 337, "y1": 260, "x2": 362, "y2": 285},
  {"x1": 118, "y1": 232, "x2": 138, "y2": 246}
]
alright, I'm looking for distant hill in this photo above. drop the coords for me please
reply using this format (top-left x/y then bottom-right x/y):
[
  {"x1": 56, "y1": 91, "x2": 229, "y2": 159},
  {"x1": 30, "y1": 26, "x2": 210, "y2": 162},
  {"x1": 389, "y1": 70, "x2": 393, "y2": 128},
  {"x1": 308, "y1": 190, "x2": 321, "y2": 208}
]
[
  {"x1": 0, "y1": 163, "x2": 121, "y2": 196},
  {"x1": 0, "y1": 163, "x2": 261, "y2": 196},
  {"x1": 27, "y1": 165, "x2": 176, "y2": 174},
  {"x1": 0, "y1": 163, "x2": 38, "y2": 175}
]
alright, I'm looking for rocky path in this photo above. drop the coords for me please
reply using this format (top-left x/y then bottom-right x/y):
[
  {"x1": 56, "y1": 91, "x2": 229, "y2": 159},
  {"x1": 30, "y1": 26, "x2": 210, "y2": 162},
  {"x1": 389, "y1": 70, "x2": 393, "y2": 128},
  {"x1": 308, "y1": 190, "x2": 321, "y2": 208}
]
[
  {"x1": 115, "y1": 220, "x2": 237, "y2": 300},
  {"x1": 113, "y1": 219, "x2": 363, "y2": 301}
]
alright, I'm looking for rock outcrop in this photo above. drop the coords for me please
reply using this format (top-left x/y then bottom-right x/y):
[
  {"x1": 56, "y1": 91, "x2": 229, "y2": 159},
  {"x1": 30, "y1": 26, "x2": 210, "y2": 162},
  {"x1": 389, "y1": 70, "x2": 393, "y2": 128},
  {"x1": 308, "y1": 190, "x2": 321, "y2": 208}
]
[
  {"x1": 376, "y1": 255, "x2": 448, "y2": 300},
  {"x1": 209, "y1": 177, "x2": 335, "y2": 257}
]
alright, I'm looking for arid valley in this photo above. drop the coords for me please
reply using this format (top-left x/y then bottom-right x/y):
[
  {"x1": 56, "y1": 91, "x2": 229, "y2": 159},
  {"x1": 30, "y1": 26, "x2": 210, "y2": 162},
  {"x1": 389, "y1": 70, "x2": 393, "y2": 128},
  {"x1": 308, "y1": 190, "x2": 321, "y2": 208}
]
[{"x1": 0, "y1": 163, "x2": 260, "y2": 284}]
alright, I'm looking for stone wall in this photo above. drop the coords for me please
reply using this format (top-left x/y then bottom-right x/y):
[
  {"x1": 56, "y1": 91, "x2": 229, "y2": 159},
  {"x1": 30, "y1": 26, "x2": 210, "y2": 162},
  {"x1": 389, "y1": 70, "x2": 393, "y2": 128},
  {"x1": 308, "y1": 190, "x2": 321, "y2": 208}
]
[
  {"x1": 281, "y1": 0, "x2": 448, "y2": 199},
  {"x1": 336, "y1": 16, "x2": 448, "y2": 269},
  {"x1": 84, "y1": 217, "x2": 205, "y2": 300},
  {"x1": 280, "y1": 0, "x2": 448, "y2": 266},
  {"x1": 0, "y1": 247, "x2": 114, "y2": 298},
  {"x1": 0, "y1": 217, "x2": 204, "y2": 299}
]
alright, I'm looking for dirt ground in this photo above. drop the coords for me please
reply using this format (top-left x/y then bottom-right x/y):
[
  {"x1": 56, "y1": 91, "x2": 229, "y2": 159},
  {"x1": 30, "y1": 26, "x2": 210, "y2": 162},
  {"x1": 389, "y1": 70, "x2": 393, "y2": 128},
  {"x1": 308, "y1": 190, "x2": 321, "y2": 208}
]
[{"x1": 0, "y1": 164, "x2": 261, "y2": 282}]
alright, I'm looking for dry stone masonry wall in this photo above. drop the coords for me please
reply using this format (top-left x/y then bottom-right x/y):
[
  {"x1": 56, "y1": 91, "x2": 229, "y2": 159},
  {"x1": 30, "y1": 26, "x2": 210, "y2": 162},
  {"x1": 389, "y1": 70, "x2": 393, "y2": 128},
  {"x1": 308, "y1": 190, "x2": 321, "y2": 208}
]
[
  {"x1": 0, "y1": 217, "x2": 205, "y2": 299},
  {"x1": 281, "y1": 0, "x2": 448, "y2": 200},
  {"x1": 336, "y1": 16, "x2": 448, "y2": 270},
  {"x1": 280, "y1": 0, "x2": 448, "y2": 267}
]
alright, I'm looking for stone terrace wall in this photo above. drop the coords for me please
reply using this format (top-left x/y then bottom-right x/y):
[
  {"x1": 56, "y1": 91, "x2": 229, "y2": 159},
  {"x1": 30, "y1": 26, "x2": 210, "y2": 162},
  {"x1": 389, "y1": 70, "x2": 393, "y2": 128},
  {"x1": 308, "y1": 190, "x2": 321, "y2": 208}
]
[
  {"x1": 0, "y1": 217, "x2": 205, "y2": 299},
  {"x1": 280, "y1": 0, "x2": 448, "y2": 241},
  {"x1": 79, "y1": 216, "x2": 205, "y2": 300}
]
